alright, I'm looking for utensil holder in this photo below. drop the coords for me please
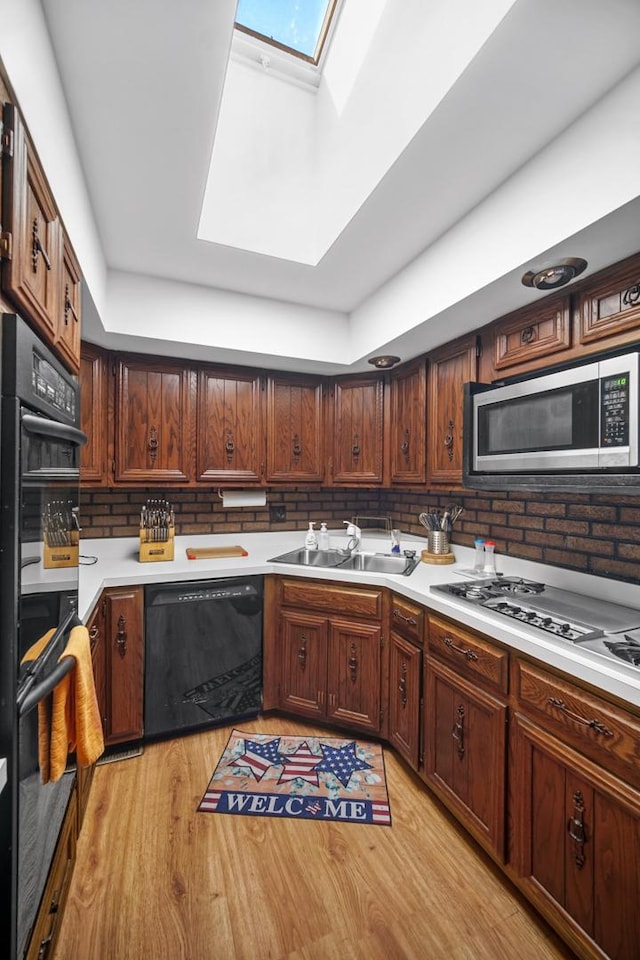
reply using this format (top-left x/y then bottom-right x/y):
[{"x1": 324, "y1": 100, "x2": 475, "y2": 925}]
[
  {"x1": 427, "y1": 531, "x2": 450, "y2": 555},
  {"x1": 43, "y1": 531, "x2": 79, "y2": 569}
]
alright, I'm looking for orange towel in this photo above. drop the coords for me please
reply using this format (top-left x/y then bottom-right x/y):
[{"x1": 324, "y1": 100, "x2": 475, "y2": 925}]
[{"x1": 22, "y1": 625, "x2": 105, "y2": 783}]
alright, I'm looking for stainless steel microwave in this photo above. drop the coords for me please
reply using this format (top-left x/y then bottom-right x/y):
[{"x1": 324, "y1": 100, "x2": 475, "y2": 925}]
[{"x1": 463, "y1": 347, "x2": 640, "y2": 493}]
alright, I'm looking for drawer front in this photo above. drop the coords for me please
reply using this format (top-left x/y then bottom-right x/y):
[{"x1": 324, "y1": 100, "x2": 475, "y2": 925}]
[
  {"x1": 279, "y1": 578, "x2": 383, "y2": 620},
  {"x1": 513, "y1": 658, "x2": 640, "y2": 784},
  {"x1": 390, "y1": 594, "x2": 425, "y2": 646},
  {"x1": 428, "y1": 614, "x2": 509, "y2": 694}
]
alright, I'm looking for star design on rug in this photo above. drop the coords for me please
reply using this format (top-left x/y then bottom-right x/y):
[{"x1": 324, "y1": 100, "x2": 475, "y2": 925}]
[
  {"x1": 234, "y1": 737, "x2": 288, "y2": 781},
  {"x1": 314, "y1": 740, "x2": 373, "y2": 787},
  {"x1": 278, "y1": 741, "x2": 321, "y2": 786}
]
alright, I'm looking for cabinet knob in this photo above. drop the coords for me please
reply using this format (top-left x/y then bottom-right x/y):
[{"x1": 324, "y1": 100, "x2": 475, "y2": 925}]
[{"x1": 520, "y1": 325, "x2": 536, "y2": 344}]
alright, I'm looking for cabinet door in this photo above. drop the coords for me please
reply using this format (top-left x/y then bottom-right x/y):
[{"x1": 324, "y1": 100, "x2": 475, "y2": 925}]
[
  {"x1": 115, "y1": 357, "x2": 193, "y2": 483},
  {"x1": 80, "y1": 344, "x2": 108, "y2": 485},
  {"x1": 427, "y1": 335, "x2": 477, "y2": 485},
  {"x1": 104, "y1": 587, "x2": 144, "y2": 744},
  {"x1": 196, "y1": 368, "x2": 263, "y2": 483},
  {"x1": 54, "y1": 236, "x2": 82, "y2": 372},
  {"x1": 278, "y1": 610, "x2": 328, "y2": 719},
  {"x1": 492, "y1": 295, "x2": 571, "y2": 374},
  {"x1": 265, "y1": 374, "x2": 324, "y2": 482},
  {"x1": 330, "y1": 376, "x2": 384, "y2": 484},
  {"x1": 423, "y1": 657, "x2": 507, "y2": 860},
  {"x1": 2, "y1": 102, "x2": 62, "y2": 346},
  {"x1": 327, "y1": 618, "x2": 382, "y2": 734},
  {"x1": 389, "y1": 359, "x2": 427, "y2": 484},
  {"x1": 511, "y1": 712, "x2": 640, "y2": 960},
  {"x1": 388, "y1": 631, "x2": 422, "y2": 770}
]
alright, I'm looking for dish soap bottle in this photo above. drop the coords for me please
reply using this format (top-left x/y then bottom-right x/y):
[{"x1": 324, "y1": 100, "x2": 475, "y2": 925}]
[
  {"x1": 318, "y1": 522, "x2": 330, "y2": 550},
  {"x1": 304, "y1": 521, "x2": 318, "y2": 549}
]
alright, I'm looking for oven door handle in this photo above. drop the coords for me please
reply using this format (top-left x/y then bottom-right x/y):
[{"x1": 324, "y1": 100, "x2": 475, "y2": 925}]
[
  {"x1": 18, "y1": 611, "x2": 82, "y2": 717},
  {"x1": 21, "y1": 412, "x2": 87, "y2": 448}
]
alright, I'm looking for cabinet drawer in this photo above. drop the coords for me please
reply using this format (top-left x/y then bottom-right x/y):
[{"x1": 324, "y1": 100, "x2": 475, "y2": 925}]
[
  {"x1": 513, "y1": 658, "x2": 640, "y2": 784},
  {"x1": 427, "y1": 614, "x2": 508, "y2": 694},
  {"x1": 493, "y1": 295, "x2": 571, "y2": 371},
  {"x1": 390, "y1": 594, "x2": 424, "y2": 646},
  {"x1": 279, "y1": 578, "x2": 383, "y2": 620}
]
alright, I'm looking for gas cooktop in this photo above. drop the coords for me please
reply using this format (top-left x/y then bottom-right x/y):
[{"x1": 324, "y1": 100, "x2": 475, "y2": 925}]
[{"x1": 431, "y1": 577, "x2": 640, "y2": 669}]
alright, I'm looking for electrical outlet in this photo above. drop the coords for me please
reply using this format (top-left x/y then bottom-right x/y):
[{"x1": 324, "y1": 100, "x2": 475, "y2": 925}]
[{"x1": 270, "y1": 504, "x2": 286, "y2": 523}]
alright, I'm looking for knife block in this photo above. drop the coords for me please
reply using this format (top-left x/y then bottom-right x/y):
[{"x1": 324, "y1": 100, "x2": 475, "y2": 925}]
[
  {"x1": 43, "y1": 531, "x2": 79, "y2": 569},
  {"x1": 139, "y1": 525, "x2": 175, "y2": 562}
]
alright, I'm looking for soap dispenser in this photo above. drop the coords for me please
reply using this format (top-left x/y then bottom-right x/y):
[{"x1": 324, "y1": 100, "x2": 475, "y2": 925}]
[
  {"x1": 304, "y1": 521, "x2": 318, "y2": 549},
  {"x1": 318, "y1": 522, "x2": 330, "y2": 551}
]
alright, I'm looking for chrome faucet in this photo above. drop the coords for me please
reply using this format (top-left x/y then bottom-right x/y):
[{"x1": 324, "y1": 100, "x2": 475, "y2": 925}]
[{"x1": 343, "y1": 521, "x2": 361, "y2": 555}]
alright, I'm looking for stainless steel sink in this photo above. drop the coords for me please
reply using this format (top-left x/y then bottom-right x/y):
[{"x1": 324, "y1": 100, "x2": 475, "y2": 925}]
[
  {"x1": 338, "y1": 552, "x2": 419, "y2": 576},
  {"x1": 269, "y1": 547, "x2": 419, "y2": 577},
  {"x1": 269, "y1": 547, "x2": 349, "y2": 568}
]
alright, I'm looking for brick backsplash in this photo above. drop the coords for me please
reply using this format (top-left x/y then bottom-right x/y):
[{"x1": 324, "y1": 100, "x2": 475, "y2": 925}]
[{"x1": 79, "y1": 486, "x2": 640, "y2": 586}]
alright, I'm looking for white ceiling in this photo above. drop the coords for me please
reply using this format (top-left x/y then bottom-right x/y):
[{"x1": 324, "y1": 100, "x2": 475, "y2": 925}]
[{"x1": 35, "y1": 0, "x2": 640, "y2": 371}]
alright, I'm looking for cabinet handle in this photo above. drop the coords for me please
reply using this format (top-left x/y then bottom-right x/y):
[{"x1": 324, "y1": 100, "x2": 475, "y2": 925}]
[
  {"x1": 520, "y1": 325, "x2": 536, "y2": 344},
  {"x1": 148, "y1": 426, "x2": 158, "y2": 463},
  {"x1": 225, "y1": 429, "x2": 235, "y2": 462},
  {"x1": 392, "y1": 608, "x2": 417, "y2": 627},
  {"x1": 399, "y1": 660, "x2": 407, "y2": 707},
  {"x1": 116, "y1": 614, "x2": 127, "y2": 658},
  {"x1": 567, "y1": 789, "x2": 587, "y2": 869},
  {"x1": 400, "y1": 428, "x2": 410, "y2": 457},
  {"x1": 37, "y1": 933, "x2": 54, "y2": 960},
  {"x1": 64, "y1": 283, "x2": 79, "y2": 325},
  {"x1": 89, "y1": 624, "x2": 100, "y2": 652},
  {"x1": 292, "y1": 433, "x2": 302, "y2": 459},
  {"x1": 351, "y1": 434, "x2": 360, "y2": 458},
  {"x1": 348, "y1": 642, "x2": 358, "y2": 683},
  {"x1": 546, "y1": 697, "x2": 614, "y2": 738},
  {"x1": 443, "y1": 420, "x2": 454, "y2": 461},
  {"x1": 32, "y1": 217, "x2": 52, "y2": 272},
  {"x1": 622, "y1": 283, "x2": 640, "y2": 308},
  {"x1": 442, "y1": 635, "x2": 478, "y2": 661},
  {"x1": 451, "y1": 704, "x2": 465, "y2": 758},
  {"x1": 297, "y1": 638, "x2": 307, "y2": 670}
]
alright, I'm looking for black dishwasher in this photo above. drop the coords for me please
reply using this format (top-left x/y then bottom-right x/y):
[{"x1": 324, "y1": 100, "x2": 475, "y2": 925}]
[{"x1": 144, "y1": 577, "x2": 263, "y2": 740}]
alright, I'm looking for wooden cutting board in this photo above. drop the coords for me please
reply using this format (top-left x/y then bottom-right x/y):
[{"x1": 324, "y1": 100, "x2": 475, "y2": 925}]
[{"x1": 186, "y1": 545, "x2": 248, "y2": 560}]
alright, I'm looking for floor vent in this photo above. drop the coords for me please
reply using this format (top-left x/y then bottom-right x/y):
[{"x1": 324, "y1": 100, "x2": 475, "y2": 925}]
[{"x1": 97, "y1": 744, "x2": 144, "y2": 766}]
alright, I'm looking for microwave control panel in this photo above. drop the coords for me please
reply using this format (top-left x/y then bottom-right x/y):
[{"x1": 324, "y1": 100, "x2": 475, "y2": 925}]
[{"x1": 601, "y1": 373, "x2": 629, "y2": 446}]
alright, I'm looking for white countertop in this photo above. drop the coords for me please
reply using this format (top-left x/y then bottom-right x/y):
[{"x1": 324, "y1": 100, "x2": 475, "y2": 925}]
[{"x1": 23, "y1": 529, "x2": 640, "y2": 709}]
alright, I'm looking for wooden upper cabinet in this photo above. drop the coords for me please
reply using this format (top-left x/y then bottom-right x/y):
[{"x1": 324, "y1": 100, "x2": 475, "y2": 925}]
[
  {"x1": 265, "y1": 373, "x2": 324, "y2": 483},
  {"x1": 427, "y1": 334, "x2": 477, "y2": 485},
  {"x1": 2, "y1": 102, "x2": 62, "y2": 346},
  {"x1": 80, "y1": 343, "x2": 108, "y2": 485},
  {"x1": 575, "y1": 252, "x2": 640, "y2": 347},
  {"x1": 329, "y1": 375, "x2": 385, "y2": 484},
  {"x1": 389, "y1": 358, "x2": 427, "y2": 485},
  {"x1": 196, "y1": 367, "x2": 263, "y2": 483},
  {"x1": 115, "y1": 356, "x2": 194, "y2": 483},
  {"x1": 491, "y1": 294, "x2": 571, "y2": 375}
]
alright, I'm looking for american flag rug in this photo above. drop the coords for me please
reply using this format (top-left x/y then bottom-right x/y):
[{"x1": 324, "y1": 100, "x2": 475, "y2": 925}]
[{"x1": 198, "y1": 729, "x2": 391, "y2": 826}]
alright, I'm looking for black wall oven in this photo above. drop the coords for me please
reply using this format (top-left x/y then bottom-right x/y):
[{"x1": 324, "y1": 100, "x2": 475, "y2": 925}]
[{"x1": 0, "y1": 314, "x2": 86, "y2": 959}]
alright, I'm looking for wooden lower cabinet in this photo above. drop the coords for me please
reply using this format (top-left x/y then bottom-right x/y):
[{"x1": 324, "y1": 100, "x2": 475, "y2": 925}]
[
  {"x1": 423, "y1": 656, "x2": 507, "y2": 861},
  {"x1": 388, "y1": 631, "x2": 422, "y2": 769},
  {"x1": 510, "y1": 711, "x2": 640, "y2": 960},
  {"x1": 25, "y1": 792, "x2": 77, "y2": 960},
  {"x1": 263, "y1": 576, "x2": 385, "y2": 735}
]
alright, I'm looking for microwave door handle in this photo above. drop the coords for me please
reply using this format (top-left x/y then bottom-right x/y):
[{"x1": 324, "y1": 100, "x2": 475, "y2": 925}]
[{"x1": 21, "y1": 413, "x2": 87, "y2": 448}]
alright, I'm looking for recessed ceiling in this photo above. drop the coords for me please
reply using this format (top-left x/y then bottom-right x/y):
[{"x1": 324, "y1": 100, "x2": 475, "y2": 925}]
[{"x1": 28, "y1": 0, "x2": 640, "y2": 372}]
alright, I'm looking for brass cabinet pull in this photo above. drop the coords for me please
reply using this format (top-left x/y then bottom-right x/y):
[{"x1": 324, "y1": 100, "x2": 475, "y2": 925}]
[
  {"x1": 400, "y1": 428, "x2": 410, "y2": 457},
  {"x1": 443, "y1": 420, "x2": 454, "y2": 461},
  {"x1": 393, "y1": 608, "x2": 417, "y2": 626},
  {"x1": 64, "y1": 284, "x2": 79, "y2": 324},
  {"x1": 348, "y1": 642, "x2": 358, "y2": 683},
  {"x1": 225, "y1": 429, "x2": 235, "y2": 462},
  {"x1": 297, "y1": 638, "x2": 307, "y2": 670},
  {"x1": 567, "y1": 790, "x2": 587, "y2": 869},
  {"x1": 399, "y1": 660, "x2": 408, "y2": 707},
  {"x1": 116, "y1": 614, "x2": 127, "y2": 658},
  {"x1": 442, "y1": 635, "x2": 478, "y2": 661},
  {"x1": 546, "y1": 697, "x2": 614, "y2": 737},
  {"x1": 148, "y1": 426, "x2": 158, "y2": 463},
  {"x1": 292, "y1": 433, "x2": 302, "y2": 459},
  {"x1": 351, "y1": 434, "x2": 360, "y2": 458},
  {"x1": 452, "y1": 704, "x2": 465, "y2": 758},
  {"x1": 32, "y1": 217, "x2": 52, "y2": 272},
  {"x1": 520, "y1": 325, "x2": 536, "y2": 344}
]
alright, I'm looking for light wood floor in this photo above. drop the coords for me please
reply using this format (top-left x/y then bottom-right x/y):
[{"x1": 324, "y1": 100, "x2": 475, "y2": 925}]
[{"x1": 55, "y1": 717, "x2": 576, "y2": 960}]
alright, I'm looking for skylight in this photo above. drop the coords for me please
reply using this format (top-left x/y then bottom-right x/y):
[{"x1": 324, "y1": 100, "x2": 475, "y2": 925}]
[{"x1": 235, "y1": 0, "x2": 339, "y2": 64}]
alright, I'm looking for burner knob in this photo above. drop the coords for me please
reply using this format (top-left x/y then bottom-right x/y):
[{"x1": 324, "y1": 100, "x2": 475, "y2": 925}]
[
  {"x1": 524, "y1": 611, "x2": 536, "y2": 619},
  {"x1": 560, "y1": 623, "x2": 571, "y2": 633},
  {"x1": 510, "y1": 606, "x2": 521, "y2": 614},
  {"x1": 541, "y1": 617, "x2": 552, "y2": 626},
  {"x1": 495, "y1": 602, "x2": 508, "y2": 610}
]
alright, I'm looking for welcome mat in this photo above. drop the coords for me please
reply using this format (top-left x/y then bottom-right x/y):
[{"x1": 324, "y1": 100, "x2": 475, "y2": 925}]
[{"x1": 198, "y1": 729, "x2": 391, "y2": 826}]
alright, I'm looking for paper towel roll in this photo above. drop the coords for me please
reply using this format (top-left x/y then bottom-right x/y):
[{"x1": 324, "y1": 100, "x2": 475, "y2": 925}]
[{"x1": 221, "y1": 491, "x2": 267, "y2": 508}]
